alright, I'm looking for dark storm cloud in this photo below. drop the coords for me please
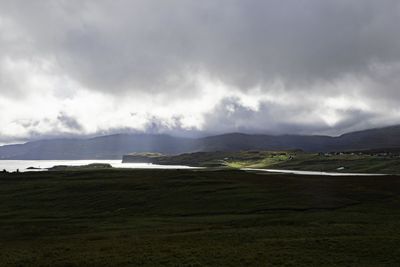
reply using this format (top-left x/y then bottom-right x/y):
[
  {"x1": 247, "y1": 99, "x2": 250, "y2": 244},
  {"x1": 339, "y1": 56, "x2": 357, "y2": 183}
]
[
  {"x1": 57, "y1": 113, "x2": 83, "y2": 131},
  {"x1": 202, "y1": 97, "x2": 380, "y2": 136},
  {"x1": 0, "y1": 0, "x2": 400, "y2": 141},
  {"x1": 1, "y1": 0, "x2": 399, "y2": 95}
]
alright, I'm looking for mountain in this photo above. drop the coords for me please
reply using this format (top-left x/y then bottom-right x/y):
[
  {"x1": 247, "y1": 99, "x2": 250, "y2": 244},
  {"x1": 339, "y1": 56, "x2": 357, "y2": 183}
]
[
  {"x1": 197, "y1": 133, "x2": 335, "y2": 152},
  {"x1": 0, "y1": 134, "x2": 197, "y2": 160},
  {"x1": 1, "y1": 125, "x2": 400, "y2": 160}
]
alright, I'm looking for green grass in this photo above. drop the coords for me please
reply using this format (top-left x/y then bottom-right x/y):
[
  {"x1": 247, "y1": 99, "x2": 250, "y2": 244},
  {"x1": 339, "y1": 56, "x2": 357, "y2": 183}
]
[
  {"x1": 271, "y1": 153, "x2": 400, "y2": 174},
  {"x1": 216, "y1": 151, "x2": 400, "y2": 174},
  {"x1": 132, "y1": 150, "x2": 400, "y2": 174},
  {"x1": 123, "y1": 150, "x2": 400, "y2": 174},
  {"x1": 226, "y1": 153, "x2": 291, "y2": 168},
  {"x1": 1, "y1": 169, "x2": 400, "y2": 266}
]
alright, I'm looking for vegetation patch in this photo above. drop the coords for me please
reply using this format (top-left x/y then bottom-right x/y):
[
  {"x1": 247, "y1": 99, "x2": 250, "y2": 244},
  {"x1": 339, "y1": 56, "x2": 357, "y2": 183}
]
[{"x1": 1, "y1": 169, "x2": 400, "y2": 266}]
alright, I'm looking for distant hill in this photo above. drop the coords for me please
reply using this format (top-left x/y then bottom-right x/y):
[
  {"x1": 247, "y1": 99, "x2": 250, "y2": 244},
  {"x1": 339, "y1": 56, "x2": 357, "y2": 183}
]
[
  {"x1": 0, "y1": 134, "x2": 197, "y2": 160},
  {"x1": 1, "y1": 125, "x2": 400, "y2": 160}
]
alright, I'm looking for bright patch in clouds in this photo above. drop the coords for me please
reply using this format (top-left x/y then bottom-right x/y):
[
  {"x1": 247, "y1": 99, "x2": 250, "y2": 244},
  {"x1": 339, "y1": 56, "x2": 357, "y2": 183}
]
[{"x1": 0, "y1": 0, "x2": 400, "y2": 143}]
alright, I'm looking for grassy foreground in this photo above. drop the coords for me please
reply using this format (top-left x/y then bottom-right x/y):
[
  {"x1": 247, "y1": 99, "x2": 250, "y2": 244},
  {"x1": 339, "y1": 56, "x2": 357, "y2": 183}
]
[{"x1": 1, "y1": 169, "x2": 400, "y2": 266}]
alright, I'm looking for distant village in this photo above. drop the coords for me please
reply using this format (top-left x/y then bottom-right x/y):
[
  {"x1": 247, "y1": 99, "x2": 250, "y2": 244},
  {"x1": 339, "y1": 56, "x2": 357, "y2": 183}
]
[{"x1": 319, "y1": 150, "x2": 400, "y2": 158}]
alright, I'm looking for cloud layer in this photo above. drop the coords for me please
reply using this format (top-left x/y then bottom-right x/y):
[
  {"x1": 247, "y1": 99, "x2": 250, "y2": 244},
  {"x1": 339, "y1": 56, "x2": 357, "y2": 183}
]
[{"x1": 0, "y1": 0, "x2": 400, "y2": 143}]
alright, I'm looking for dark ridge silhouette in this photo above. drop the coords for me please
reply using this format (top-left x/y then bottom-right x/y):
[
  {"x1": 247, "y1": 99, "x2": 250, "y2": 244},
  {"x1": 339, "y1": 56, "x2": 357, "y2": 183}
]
[{"x1": 1, "y1": 125, "x2": 400, "y2": 160}]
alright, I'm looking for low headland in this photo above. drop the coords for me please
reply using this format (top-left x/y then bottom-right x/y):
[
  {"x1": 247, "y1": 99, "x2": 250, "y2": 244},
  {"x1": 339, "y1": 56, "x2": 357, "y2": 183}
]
[{"x1": 123, "y1": 148, "x2": 400, "y2": 174}]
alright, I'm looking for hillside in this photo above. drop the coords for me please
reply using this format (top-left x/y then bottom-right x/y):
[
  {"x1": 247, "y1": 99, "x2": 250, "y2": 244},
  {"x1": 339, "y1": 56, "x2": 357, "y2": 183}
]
[{"x1": 1, "y1": 125, "x2": 400, "y2": 160}]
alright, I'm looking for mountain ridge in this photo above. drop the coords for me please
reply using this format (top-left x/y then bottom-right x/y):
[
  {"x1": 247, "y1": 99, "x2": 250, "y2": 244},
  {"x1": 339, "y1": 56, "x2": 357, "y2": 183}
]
[{"x1": 1, "y1": 125, "x2": 400, "y2": 160}]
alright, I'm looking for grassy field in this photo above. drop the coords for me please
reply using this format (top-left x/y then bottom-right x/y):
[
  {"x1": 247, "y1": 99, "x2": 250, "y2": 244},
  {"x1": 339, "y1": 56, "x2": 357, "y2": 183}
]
[
  {"x1": 123, "y1": 150, "x2": 400, "y2": 174},
  {"x1": 1, "y1": 169, "x2": 400, "y2": 266},
  {"x1": 270, "y1": 153, "x2": 400, "y2": 174},
  {"x1": 223, "y1": 152, "x2": 400, "y2": 174}
]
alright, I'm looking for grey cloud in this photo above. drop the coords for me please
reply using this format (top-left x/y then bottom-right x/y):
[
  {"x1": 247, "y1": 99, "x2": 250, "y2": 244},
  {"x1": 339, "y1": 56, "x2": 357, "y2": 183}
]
[
  {"x1": 57, "y1": 113, "x2": 83, "y2": 131},
  {"x1": 202, "y1": 97, "x2": 381, "y2": 136},
  {"x1": 14, "y1": 119, "x2": 40, "y2": 129},
  {"x1": 1, "y1": 0, "x2": 400, "y2": 95},
  {"x1": 12, "y1": 115, "x2": 82, "y2": 135},
  {"x1": 0, "y1": 1, "x2": 400, "y2": 140}
]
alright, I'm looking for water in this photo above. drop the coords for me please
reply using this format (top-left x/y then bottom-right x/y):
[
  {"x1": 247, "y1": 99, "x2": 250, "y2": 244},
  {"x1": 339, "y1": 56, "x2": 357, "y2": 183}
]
[
  {"x1": 0, "y1": 160, "x2": 198, "y2": 172},
  {"x1": 242, "y1": 168, "x2": 386, "y2": 176},
  {"x1": 0, "y1": 161, "x2": 386, "y2": 175}
]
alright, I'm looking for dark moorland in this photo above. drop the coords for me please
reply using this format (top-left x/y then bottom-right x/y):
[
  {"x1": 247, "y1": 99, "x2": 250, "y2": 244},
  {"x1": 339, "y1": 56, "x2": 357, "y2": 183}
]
[{"x1": 1, "y1": 169, "x2": 400, "y2": 266}]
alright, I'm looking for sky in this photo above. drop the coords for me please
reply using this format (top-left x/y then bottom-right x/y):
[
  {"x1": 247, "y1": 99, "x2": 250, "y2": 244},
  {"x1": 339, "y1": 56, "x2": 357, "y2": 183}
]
[{"x1": 0, "y1": 0, "x2": 400, "y2": 143}]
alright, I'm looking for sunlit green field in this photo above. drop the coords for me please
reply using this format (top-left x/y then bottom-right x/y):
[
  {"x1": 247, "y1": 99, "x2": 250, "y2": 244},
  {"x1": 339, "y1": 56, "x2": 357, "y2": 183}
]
[
  {"x1": 124, "y1": 150, "x2": 400, "y2": 174},
  {"x1": 1, "y1": 169, "x2": 400, "y2": 266},
  {"x1": 221, "y1": 151, "x2": 400, "y2": 174}
]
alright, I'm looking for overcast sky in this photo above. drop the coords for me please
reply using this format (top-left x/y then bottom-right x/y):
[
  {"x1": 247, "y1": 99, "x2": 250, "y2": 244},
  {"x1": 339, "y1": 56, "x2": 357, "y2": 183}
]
[{"x1": 0, "y1": 0, "x2": 400, "y2": 143}]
